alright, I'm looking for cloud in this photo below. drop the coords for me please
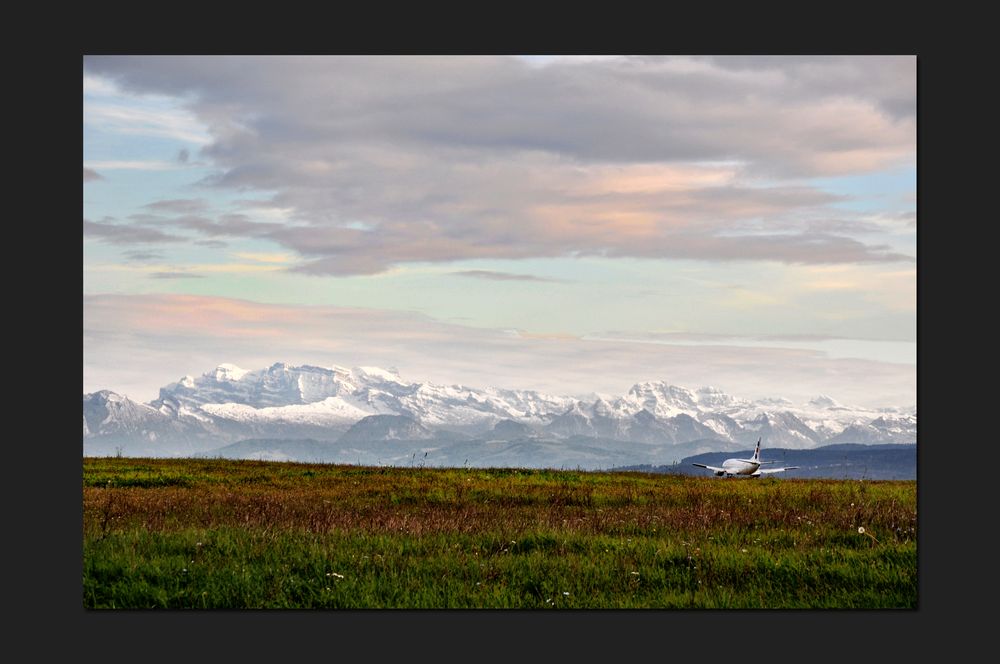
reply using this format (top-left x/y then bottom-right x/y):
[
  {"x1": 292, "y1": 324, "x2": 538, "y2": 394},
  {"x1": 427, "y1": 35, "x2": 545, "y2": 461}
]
[
  {"x1": 83, "y1": 56, "x2": 915, "y2": 275},
  {"x1": 83, "y1": 97, "x2": 211, "y2": 144},
  {"x1": 149, "y1": 271, "x2": 205, "y2": 279},
  {"x1": 143, "y1": 199, "x2": 208, "y2": 214},
  {"x1": 83, "y1": 167, "x2": 103, "y2": 182},
  {"x1": 121, "y1": 250, "x2": 164, "y2": 262},
  {"x1": 195, "y1": 239, "x2": 228, "y2": 249},
  {"x1": 84, "y1": 293, "x2": 916, "y2": 408},
  {"x1": 83, "y1": 160, "x2": 183, "y2": 171},
  {"x1": 129, "y1": 212, "x2": 282, "y2": 240},
  {"x1": 697, "y1": 56, "x2": 916, "y2": 121},
  {"x1": 232, "y1": 252, "x2": 294, "y2": 264},
  {"x1": 451, "y1": 270, "x2": 562, "y2": 283},
  {"x1": 84, "y1": 218, "x2": 185, "y2": 245}
]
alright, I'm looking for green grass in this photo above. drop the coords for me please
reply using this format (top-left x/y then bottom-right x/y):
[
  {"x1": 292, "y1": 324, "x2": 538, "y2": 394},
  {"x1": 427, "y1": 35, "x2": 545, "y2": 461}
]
[{"x1": 83, "y1": 457, "x2": 917, "y2": 609}]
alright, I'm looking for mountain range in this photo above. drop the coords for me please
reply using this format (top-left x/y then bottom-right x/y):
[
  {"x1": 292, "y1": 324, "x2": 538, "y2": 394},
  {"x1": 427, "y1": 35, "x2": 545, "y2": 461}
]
[{"x1": 83, "y1": 362, "x2": 916, "y2": 469}]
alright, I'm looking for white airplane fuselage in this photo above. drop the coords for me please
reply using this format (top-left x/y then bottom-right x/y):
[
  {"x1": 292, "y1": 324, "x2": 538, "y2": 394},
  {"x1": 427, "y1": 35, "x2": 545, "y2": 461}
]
[
  {"x1": 692, "y1": 439, "x2": 798, "y2": 478},
  {"x1": 717, "y1": 458, "x2": 760, "y2": 476}
]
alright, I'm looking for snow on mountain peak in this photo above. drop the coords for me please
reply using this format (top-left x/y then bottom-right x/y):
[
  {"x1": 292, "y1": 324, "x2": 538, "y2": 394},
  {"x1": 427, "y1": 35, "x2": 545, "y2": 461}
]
[
  {"x1": 623, "y1": 381, "x2": 700, "y2": 418},
  {"x1": 809, "y1": 394, "x2": 842, "y2": 409},
  {"x1": 694, "y1": 386, "x2": 745, "y2": 409},
  {"x1": 756, "y1": 396, "x2": 793, "y2": 407},
  {"x1": 211, "y1": 364, "x2": 248, "y2": 381},
  {"x1": 354, "y1": 366, "x2": 406, "y2": 384}
]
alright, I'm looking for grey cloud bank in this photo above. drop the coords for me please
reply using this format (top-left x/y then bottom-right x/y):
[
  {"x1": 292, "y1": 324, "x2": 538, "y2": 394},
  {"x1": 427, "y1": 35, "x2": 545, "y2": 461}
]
[
  {"x1": 83, "y1": 55, "x2": 915, "y2": 275},
  {"x1": 452, "y1": 270, "x2": 562, "y2": 283},
  {"x1": 149, "y1": 271, "x2": 205, "y2": 279},
  {"x1": 83, "y1": 218, "x2": 185, "y2": 245},
  {"x1": 143, "y1": 199, "x2": 210, "y2": 214}
]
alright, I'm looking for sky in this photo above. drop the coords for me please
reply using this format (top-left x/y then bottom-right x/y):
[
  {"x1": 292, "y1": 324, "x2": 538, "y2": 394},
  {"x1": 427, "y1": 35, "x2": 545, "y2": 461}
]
[{"x1": 83, "y1": 55, "x2": 916, "y2": 408}]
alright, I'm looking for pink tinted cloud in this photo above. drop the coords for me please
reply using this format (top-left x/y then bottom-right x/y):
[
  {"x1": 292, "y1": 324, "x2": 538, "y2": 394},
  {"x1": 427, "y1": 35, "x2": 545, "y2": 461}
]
[{"x1": 85, "y1": 294, "x2": 915, "y2": 408}]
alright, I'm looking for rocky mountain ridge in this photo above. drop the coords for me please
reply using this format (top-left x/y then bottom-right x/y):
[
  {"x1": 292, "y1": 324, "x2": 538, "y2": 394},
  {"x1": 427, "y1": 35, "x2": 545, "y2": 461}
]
[{"x1": 83, "y1": 362, "x2": 916, "y2": 462}]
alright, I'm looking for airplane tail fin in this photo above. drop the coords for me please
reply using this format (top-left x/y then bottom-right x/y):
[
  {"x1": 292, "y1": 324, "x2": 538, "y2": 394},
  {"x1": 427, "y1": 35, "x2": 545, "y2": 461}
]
[{"x1": 752, "y1": 437, "x2": 761, "y2": 463}]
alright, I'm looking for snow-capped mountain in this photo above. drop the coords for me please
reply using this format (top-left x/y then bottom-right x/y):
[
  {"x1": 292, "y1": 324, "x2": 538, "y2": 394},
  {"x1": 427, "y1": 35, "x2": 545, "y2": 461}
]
[
  {"x1": 83, "y1": 362, "x2": 916, "y2": 462},
  {"x1": 83, "y1": 390, "x2": 173, "y2": 439},
  {"x1": 823, "y1": 414, "x2": 918, "y2": 445},
  {"x1": 151, "y1": 362, "x2": 577, "y2": 430}
]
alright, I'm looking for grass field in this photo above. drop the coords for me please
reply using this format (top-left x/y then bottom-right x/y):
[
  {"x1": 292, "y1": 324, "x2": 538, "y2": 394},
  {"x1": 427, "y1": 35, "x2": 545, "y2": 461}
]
[{"x1": 82, "y1": 457, "x2": 917, "y2": 609}]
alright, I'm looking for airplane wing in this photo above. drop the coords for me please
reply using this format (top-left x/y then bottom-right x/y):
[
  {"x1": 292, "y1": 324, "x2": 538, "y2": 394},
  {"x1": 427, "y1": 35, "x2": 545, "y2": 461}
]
[
  {"x1": 754, "y1": 466, "x2": 800, "y2": 475},
  {"x1": 692, "y1": 463, "x2": 728, "y2": 474}
]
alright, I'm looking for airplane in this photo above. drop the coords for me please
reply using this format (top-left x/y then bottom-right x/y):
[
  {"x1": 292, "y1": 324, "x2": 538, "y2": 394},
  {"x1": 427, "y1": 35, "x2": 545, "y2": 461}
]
[{"x1": 692, "y1": 438, "x2": 799, "y2": 478}]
